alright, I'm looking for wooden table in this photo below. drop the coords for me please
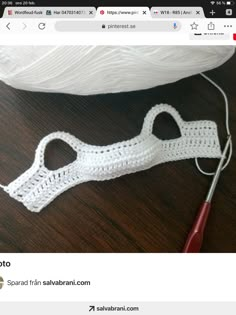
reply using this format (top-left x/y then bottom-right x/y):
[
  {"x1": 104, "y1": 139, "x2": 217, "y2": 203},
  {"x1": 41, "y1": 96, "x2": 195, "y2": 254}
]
[{"x1": 0, "y1": 54, "x2": 235, "y2": 253}]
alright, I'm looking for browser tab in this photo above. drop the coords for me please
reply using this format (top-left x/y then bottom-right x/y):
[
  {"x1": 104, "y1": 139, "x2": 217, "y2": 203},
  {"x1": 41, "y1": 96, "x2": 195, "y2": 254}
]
[
  {"x1": 96, "y1": 7, "x2": 150, "y2": 19},
  {"x1": 2, "y1": 7, "x2": 96, "y2": 18},
  {"x1": 151, "y1": 7, "x2": 205, "y2": 18}
]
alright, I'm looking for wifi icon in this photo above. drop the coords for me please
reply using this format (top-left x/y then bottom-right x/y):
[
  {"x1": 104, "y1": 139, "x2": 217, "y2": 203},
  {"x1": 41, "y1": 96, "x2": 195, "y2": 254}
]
[{"x1": 211, "y1": 1, "x2": 215, "y2": 4}]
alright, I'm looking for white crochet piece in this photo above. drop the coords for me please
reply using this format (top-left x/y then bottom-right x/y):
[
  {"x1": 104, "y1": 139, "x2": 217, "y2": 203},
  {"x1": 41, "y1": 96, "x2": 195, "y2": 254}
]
[{"x1": 1, "y1": 104, "x2": 222, "y2": 212}]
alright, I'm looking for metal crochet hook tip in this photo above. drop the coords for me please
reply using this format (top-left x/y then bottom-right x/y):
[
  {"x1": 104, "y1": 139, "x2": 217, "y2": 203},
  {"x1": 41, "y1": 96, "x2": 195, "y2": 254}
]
[
  {"x1": 182, "y1": 135, "x2": 231, "y2": 253},
  {"x1": 205, "y1": 135, "x2": 231, "y2": 203}
]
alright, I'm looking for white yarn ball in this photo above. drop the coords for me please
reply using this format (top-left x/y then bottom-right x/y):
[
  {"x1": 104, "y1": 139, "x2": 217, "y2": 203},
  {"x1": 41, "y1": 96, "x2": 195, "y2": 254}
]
[{"x1": 0, "y1": 46, "x2": 234, "y2": 95}]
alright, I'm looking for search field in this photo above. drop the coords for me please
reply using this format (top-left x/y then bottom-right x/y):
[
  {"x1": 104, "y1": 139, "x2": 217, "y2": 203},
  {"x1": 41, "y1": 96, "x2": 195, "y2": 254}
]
[{"x1": 55, "y1": 20, "x2": 181, "y2": 32}]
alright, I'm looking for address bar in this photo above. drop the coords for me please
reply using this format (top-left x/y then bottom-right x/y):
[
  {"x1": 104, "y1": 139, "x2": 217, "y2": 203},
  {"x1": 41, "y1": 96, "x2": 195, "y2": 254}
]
[{"x1": 55, "y1": 20, "x2": 181, "y2": 32}]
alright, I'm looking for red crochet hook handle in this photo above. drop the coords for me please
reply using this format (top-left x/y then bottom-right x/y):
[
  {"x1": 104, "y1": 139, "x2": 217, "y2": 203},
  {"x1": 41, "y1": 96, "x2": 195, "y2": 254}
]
[
  {"x1": 182, "y1": 201, "x2": 211, "y2": 253},
  {"x1": 182, "y1": 136, "x2": 231, "y2": 253}
]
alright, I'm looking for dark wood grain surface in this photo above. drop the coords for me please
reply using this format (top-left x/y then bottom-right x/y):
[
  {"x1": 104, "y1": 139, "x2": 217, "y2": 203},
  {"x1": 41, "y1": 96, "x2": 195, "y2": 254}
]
[{"x1": 0, "y1": 53, "x2": 235, "y2": 253}]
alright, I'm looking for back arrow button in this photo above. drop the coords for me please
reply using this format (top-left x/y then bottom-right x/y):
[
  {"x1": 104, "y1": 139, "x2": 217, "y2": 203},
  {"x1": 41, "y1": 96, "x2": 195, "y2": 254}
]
[{"x1": 6, "y1": 23, "x2": 11, "y2": 30}]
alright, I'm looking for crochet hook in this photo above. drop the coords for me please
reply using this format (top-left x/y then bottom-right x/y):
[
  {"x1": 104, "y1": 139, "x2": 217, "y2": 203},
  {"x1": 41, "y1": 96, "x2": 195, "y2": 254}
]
[{"x1": 182, "y1": 135, "x2": 231, "y2": 253}]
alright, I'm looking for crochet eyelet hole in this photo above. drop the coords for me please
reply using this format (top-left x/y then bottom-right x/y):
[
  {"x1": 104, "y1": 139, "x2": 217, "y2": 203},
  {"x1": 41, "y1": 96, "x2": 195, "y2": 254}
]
[
  {"x1": 152, "y1": 113, "x2": 181, "y2": 140},
  {"x1": 44, "y1": 139, "x2": 77, "y2": 171}
]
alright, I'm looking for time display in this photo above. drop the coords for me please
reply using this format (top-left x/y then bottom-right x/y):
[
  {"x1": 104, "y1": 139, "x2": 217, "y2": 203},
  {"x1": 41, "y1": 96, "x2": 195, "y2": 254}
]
[{"x1": 1, "y1": 1, "x2": 36, "y2": 5}]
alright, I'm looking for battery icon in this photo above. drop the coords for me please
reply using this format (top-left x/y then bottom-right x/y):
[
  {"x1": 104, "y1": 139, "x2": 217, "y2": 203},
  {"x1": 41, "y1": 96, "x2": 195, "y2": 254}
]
[{"x1": 227, "y1": 1, "x2": 235, "y2": 5}]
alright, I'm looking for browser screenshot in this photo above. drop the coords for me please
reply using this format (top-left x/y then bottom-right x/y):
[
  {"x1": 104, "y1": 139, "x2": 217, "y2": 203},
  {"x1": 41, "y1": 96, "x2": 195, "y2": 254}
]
[{"x1": 0, "y1": 0, "x2": 235, "y2": 314}]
